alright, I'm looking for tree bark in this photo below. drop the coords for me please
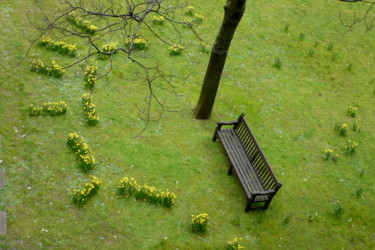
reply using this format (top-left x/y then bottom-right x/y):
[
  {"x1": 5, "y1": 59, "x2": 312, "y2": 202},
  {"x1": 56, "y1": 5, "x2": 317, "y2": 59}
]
[{"x1": 194, "y1": 0, "x2": 246, "y2": 119}]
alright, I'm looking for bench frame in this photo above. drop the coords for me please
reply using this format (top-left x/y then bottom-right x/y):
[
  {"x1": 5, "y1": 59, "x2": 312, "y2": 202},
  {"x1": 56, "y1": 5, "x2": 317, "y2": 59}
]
[{"x1": 213, "y1": 114, "x2": 282, "y2": 212}]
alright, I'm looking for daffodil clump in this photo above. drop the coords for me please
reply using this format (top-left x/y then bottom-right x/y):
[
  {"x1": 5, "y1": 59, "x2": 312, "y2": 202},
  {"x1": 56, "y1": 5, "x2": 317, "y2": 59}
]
[
  {"x1": 117, "y1": 177, "x2": 176, "y2": 207},
  {"x1": 82, "y1": 93, "x2": 99, "y2": 126},
  {"x1": 152, "y1": 15, "x2": 165, "y2": 25},
  {"x1": 67, "y1": 133, "x2": 96, "y2": 172},
  {"x1": 83, "y1": 65, "x2": 98, "y2": 89},
  {"x1": 102, "y1": 43, "x2": 118, "y2": 53},
  {"x1": 345, "y1": 140, "x2": 358, "y2": 154},
  {"x1": 98, "y1": 42, "x2": 118, "y2": 59},
  {"x1": 72, "y1": 175, "x2": 101, "y2": 207},
  {"x1": 347, "y1": 107, "x2": 358, "y2": 117},
  {"x1": 335, "y1": 122, "x2": 348, "y2": 136},
  {"x1": 67, "y1": 12, "x2": 97, "y2": 35},
  {"x1": 169, "y1": 44, "x2": 184, "y2": 56},
  {"x1": 29, "y1": 101, "x2": 69, "y2": 116},
  {"x1": 185, "y1": 6, "x2": 195, "y2": 16},
  {"x1": 323, "y1": 149, "x2": 339, "y2": 162},
  {"x1": 182, "y1": 17, "x2": 193, "y2": 28},
  {"x1": 323, "y1": 149, "x2": 333, "y2": 160},
  {"x1": 191, "y1": 213, "x2": 208, "y2": 233},
  {"x1": 125, "y1": 37, "x2": 149, "y2": 50},
  {"x1": 184, "y1": 6, "x2": 204, "y2": 25},
  {"x1": 200, "y1": 41, "x2": 211, "y2": 54},
  {"x1": 38, "y1": 36, "x2": 77, "y2": 57},
  {"x1": 226, "y1": 238, "x2": 245, "y2": 250},
  {"x1": 193, "y1": 13, "x2": 205, "y2": 24},
  {"x1": 30, "y1": 59, "x2": 65, "y2": 78},
  {"x1": 352, "y1": 121, "x2": 360, "y2": 132}
]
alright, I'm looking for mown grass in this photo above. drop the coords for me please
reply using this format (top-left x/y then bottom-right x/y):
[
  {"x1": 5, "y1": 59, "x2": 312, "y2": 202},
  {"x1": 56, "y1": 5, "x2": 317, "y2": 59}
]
[{"x1": 0, "y1": 0, "x2": 374, "y2": 249}]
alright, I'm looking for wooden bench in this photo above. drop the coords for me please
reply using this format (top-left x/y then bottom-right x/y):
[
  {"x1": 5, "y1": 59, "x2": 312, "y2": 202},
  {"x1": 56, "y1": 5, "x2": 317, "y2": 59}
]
[{"x1": 213, "y1": 114, "x2": 282, "y2": 212}]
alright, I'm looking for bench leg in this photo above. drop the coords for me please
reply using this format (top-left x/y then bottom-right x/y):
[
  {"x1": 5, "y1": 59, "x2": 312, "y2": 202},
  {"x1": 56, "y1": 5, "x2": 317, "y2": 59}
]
[
  {"x1": 245, "y1": 197, "x2": 254, "y2": 213},
  {"x1": 262, "y1": 200, "x2": 271, "y2": 210},
  {"x1": 228, "y1": 165, "x2": 233, "y2": 175},
  {"x1": 212, "y1": 128, "x2": 218, "y2": 141},
  {"x1": 245, "y1": 204, "x2": 250, "y2": 213}
]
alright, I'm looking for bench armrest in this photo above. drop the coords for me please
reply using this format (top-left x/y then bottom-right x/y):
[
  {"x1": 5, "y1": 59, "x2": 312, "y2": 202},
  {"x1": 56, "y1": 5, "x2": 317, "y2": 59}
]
[
  {"x1": 213, "y1": 114, "x2": 245, "y2": 141},
  {"x1": 216, "y1": 120, "x2": 238, "y2": 130},
  {"x1": 251, "y1": 190, "x2": 275, "y2": 196},
  {"x1": 213, "y1": 120, "x2": 239, "y2": 141}
]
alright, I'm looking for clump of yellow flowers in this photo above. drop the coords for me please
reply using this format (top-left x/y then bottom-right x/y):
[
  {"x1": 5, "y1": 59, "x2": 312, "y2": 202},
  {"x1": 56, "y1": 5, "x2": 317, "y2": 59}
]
[
  {"x1": 72, "y1": 175, "x2": 101, "y2": 207},
  {"x1": 152, "y1": 15, "x2": 165, "y2": 25},
  {"x1": 117, "y1": 177, "x2": 176, "y2": 207},
  {"x1": 82, "y1": 93, "x2": 99, "y2": 126},
  {"x1": 200, "y1": 41, "x2": 211, "y2": 54},
  {"x1": 98, "y1": 42, "x2": 118, "y2": 59},
  {"x1": 347, "y1": 106, "x2": 358, "y2": 117},
  {"x1": 67, "y1": 11, "x2": 97, "y2": 35},
  {"x1": 191, "y1": 213, "x2": 208, "y2": 233},
  {"x1": 184, "y1": 6, "x2": 204, "y2": 25},
  {"x1": 324, "y1": 149, "x2": 333, "y2": 160},
  {"x1": 335, "y1": 122, "x2": 348, "y2": 136},
  {"x1": 67, "y1": 133, "x2": 96, "y2": 172},
  {"x1": 193, "y1": 13, "x2": 205, "y2": 24},
  {"x1": 38, "y1": 36, "x2": 77, "y2": 57},
  {"x1": 30, "y1": 59, "x2": 65, "y2": 78},
  {"x1": 345, "y1": 140, "x2": 358, "y2": 154},
  {"x1": 102, "y1": 42, "x2": 118, "y2": 53},
  {"x1": 185, "y1": 6, "x2": 195, "y2": 16},
  {"x1": 169, "y1": 44, "x2": 184, "y2": 56},
  {"x1": 29, "y1": 101, "x2": 69, "y2": 117},
  {"x1": 125, "y1": 37, "x2": 149, "y2": 50},
  {"x1": 323, "y1": 149, "x2": 339, "y2": 162},
  {"x1": 83, "y1": 65, "x2": 98, "y2": 89},
  {"x1": 226, "y1": 238, "x2": 245, "y2": 250}
]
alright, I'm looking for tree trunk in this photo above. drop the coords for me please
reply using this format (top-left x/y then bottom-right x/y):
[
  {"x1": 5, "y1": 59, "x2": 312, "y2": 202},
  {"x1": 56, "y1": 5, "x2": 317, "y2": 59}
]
[{"x1": 194, "y1": 0, "x2": 246, "y2": 119}]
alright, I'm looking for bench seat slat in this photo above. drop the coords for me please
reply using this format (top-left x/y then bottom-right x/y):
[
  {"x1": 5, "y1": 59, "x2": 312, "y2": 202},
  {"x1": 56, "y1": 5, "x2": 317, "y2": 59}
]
[
  {"x1": 218, "y1": 129, "x2": 265, "y2": 194},
  {"x1": 226, "y1": 130, "x2": 264, "y2": 191},
  {"x1": 218, "y1": 129, "x2": 265, "y2": 192},
  {"x1": 220, "y1": 137, "x2": 255, "y2": 196}
]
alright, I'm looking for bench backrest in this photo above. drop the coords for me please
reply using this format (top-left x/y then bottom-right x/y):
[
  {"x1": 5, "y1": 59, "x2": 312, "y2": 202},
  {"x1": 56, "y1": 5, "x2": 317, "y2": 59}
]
[{"x1": 234, "y1": 114, "x2": 281, "y2": 191}]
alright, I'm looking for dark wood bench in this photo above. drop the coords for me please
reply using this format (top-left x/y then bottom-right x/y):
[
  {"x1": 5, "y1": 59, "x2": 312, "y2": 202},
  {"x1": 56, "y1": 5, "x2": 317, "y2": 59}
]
[{"x1": 213, "y1": 114, "x2": 282, "y2": 212}]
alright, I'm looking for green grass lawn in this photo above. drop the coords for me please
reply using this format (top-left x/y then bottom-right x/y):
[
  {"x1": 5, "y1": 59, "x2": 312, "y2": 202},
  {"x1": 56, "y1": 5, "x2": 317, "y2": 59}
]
[{"x1": 0, "y1": 0, "x2": 374, "y2": 249}]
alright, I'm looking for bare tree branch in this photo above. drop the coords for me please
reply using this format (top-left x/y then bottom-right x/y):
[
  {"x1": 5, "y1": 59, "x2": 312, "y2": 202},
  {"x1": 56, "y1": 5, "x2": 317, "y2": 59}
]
[
  {"x1": 340, "y1": 0, "x2": 375, "y2": 31},
  {"x1": 26, "y1": 0, "x2": 203, "y2": 136}
]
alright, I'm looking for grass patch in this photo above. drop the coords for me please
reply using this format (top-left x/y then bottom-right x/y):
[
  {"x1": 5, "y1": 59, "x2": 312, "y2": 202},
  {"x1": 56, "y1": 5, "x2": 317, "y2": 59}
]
[{"x1": 0, "y1": 0, "x2": 374, "y2": 249}]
